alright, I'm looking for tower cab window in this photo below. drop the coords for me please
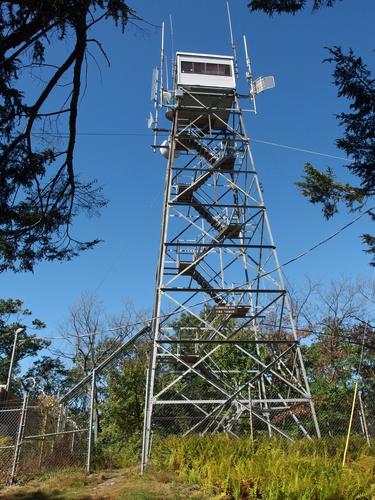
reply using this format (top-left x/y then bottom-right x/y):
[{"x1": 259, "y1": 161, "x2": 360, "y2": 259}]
[{"x1": 181, "y1": 61, "x2": 231, "y2": 76}]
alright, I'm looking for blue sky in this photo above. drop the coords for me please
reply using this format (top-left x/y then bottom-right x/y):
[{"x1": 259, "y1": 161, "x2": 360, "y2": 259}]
[{"x1": 2, "y1": 0, "x2": 374, "y2": 346}]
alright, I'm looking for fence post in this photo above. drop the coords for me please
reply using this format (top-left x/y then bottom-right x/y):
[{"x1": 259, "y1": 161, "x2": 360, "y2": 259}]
[
  {"x1": 51, "y1": 404, "x2": 64, "y2": 456},
  {"x1": 248, "y1": 384, "x2": 253, "y2": 441},
  {"x1": 358, "y1": 388, "x2": 371, "y2": 448},
  {"x1": 38, "y1": 409, "x2": 48, "y2": 469},
  {"x1": 10, "y1": 391, "x2": 28, "y2": 485},
  {"x1": 86, "y1": 369, "x2": 96, "y2": 474}
]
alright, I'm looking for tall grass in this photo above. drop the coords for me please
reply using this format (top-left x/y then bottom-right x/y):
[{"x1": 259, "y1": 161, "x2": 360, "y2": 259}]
[{"x1": 152, "y1": 435, "x2": 375, "y2": 499}]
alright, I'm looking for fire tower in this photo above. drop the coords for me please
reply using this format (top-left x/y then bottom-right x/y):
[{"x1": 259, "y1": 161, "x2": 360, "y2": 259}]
[{"x1": 142, "y1": 26, "x2": 320, "y2": 470}]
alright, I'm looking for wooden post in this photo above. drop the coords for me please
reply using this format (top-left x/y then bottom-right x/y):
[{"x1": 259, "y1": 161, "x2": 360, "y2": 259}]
[{"x1": 342, "y1": 382, "x2": 358, "y2": 467}]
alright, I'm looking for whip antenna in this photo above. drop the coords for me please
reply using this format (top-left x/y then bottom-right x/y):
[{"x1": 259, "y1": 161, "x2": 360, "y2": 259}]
[
  {"x1": 226, "y1": 1, "x2": 238, "y2": 78},
  {"x1": 243, "y1": 34, "x2": 256, "y2": 113},
  {"x1": 169, "y1": 14, "x2": 175, "y2": 83},
  {"x1": 149, "y1": 21, "x2": 165, "y2": 150},
  {"x1": 159, "y1": 21, "x2": 165, "y2": 105}
]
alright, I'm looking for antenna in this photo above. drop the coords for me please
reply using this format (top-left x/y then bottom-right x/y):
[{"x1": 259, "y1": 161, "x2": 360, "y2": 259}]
[
  {"x1": 164, "y1": 53, "x2": 169, "y2": 90},
  {"x1": 149, "y1": 66, "x2": 159, "y2": 132},
  {"x1": 244, "y1": 34, "x2": 275, "y2": 114},
  {"x1": 226, "y1": 1, "x2": 238, "y2": 78},
  {"x1": 169, "y1": 14, "x2": 175, "y2": 85},
  {"x1": 253, "y1": 75, "x2": 275, "y2": 94},
  {"x1": 159, "y1": 21, "x2": 165, "y2": 105},
  {"x1": 150, "y1": 67, "x2": 158, "y2": 102},
  {"x1": 243, "y1": 34, "x2": 256, "y2": 114},
  {"x1": 150, "y1": 21, "x2": 165, "y2": 150}
]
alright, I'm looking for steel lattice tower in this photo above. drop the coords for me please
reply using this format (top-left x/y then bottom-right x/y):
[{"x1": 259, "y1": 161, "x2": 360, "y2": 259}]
[{"x1": 142, "y1": 45, "x2": 320, "y2": 470}]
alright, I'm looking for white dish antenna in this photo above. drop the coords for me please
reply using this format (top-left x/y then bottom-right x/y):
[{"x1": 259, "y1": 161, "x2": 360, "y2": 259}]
[
  {"x1": 160, "y1": 139, "x2": 179, "y2": 160},
  {"x1": 160, "y1": 139, "x2": 170, "y2": 159},
  {"x1": 253, "y1": 76, "x2": 275, "y2": 95}
]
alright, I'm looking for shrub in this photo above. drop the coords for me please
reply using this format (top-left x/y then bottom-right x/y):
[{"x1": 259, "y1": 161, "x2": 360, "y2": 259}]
[{"x1": 152, "y1": 435, "x2": 375, "y2": 500}]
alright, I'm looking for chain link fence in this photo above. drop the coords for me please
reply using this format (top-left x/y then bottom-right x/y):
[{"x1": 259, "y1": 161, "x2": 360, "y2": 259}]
[
  {"x1": 58, "y1": 324, "x2": 151, "y2": 473},
  {"x1": 140, "y1": 354, "x2": 374, "y2": 445},
  {"x1": 0, "y1": 389, "x2": 89, "y2": 485},
  {"x1": 314, "y1": 385, "x2": 373, "y2": 443},
  {"x1": 0, "y1": 324, "x2": 151, "y2": 485},
  {"x1": 0, "y1": 398, "x2": 23, "y2": 485}
]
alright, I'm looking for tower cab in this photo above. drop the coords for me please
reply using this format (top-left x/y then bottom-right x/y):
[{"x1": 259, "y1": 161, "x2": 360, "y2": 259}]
[{"x1": 173, "y1": 52, "x2": 236, "y2": 130}]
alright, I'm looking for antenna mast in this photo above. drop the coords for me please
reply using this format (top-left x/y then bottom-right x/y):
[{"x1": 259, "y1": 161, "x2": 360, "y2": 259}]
[
  {"x1": 243, "y1": 34, "x2": 275, "y2": 113},
  {"x1": 159, "y1": 21, "x2": 165, "y2": 105},
  {"x1": 243, "y1": 34, "x2": 257, "y2": 114},
  {"x1": 169, "y1": 15, "x2": 175, "y2": 83},
  {"x1": 226, "y1": 1, "x2": 238, "y2": 78},
  {"x1": 150, "y1": 21, "x2": 165, "y2": 150}
]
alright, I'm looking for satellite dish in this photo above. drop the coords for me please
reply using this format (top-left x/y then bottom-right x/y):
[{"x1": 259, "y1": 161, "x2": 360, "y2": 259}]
[{"x1": 253, "y1": 76, "x2": 275, "y2": 95}]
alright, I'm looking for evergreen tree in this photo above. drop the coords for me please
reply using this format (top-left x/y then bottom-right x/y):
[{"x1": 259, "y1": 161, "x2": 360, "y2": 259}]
[
  {"x1": 25, "y1": 356, "x2": 73, "y2": 397},
  {"x1": 248, "y1": 0, "x2": 341, "y2": 15},
  {"x1": 247, "y1": 1, "x2": 375, "y2": 263}
]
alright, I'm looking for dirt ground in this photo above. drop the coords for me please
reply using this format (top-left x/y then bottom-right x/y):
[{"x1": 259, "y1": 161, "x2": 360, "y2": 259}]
[{"x1": 0, "y1": 467, "x2": 209, "y2": 499}]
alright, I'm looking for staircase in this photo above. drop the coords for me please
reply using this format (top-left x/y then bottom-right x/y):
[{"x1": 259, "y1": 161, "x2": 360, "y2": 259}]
[
  {"x1": 179, "y1": 261, "x2": 226, "y2": 305},
  {"x1": 175, "y1": 131, "x2": 245, "y2": 312}
]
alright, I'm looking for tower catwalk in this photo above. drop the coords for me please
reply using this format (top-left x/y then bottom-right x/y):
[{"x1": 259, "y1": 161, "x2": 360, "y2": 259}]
[{"x1": 142, "y1": 49, "x2": 320, "y2": 469}]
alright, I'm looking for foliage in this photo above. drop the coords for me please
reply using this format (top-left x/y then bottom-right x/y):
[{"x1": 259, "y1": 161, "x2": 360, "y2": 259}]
[
  {"x1": 57, "y1": 293, "x2": 144, "y2": 381},
  {"x1": 0, "y1": 1, "x2": 137, "y2": 272},
  {"x1": 298, "y1": 279, "x2": 375, "y2": 436},
  {"x1": 100, "y1": 359, "x2": 146, "y2": 439},
  {"x1": 93, "y1": 284, "x2": 374, "y2": 444},
  {"x1": 247, "y1": 3, "x2": 375, "y2": 264},
  {"x1": 25, "y1": 356, "x2": 74, "y2": 397},
  {"x1": 0, "y1": 298, "x2": 48, "y2": 388},
  {"x1": 296, "y1": 48, "x2": 375, "y2": 261},
  {"x1": 0, "y1": 467, "x2": 206, "y2": 499},
  {"x1": 96, "y1": 356, "x2": 147, "y2": 466},
  {"x1": 305, "y1": 334, "x2": 362, "y2": 435},
  {"x1": 0, "y1": 435, "x2": 11, "y2": 446},
  {"x1": 0, "y1": 298, "x2": 76, "y2": 397},
  {"x1": 248, "y1": 0, "x2": 341, "y2": 15},
  {"x1": 164, "y1": 293, "x2": 375, "y2": 438},
  {"x1": 95, "y1": 431, "x2": 143, "y2": 469},
  {"x1": 152, "y1": 434, "x2": 375, "y2": 500}
]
